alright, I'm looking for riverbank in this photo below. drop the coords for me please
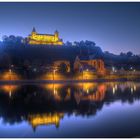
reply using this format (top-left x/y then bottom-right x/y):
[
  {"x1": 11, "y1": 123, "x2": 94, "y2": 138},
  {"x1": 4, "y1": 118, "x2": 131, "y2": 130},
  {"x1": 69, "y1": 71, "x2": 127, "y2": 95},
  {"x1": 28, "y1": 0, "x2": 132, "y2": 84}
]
[{"x1": 0, "y1": 78, "x2": 140, "y2": 85}]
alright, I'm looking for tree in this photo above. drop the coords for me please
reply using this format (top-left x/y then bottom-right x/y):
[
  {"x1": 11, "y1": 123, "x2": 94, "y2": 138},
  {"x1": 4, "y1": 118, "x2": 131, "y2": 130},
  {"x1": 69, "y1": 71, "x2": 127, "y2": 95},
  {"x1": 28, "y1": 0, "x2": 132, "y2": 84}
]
[
  {"x1": 2, "y1": 35, "x2": 24, "y2": 46},
  {"x1": 79, "y1": 40, "x2": 85, "y2": 46},
  {"x1": 2, "y1": 35, "x2": 9, "y2": 42},
  {"x1": 85, "y1": 40, "x2": 96, "y2": 46},
  {"x1": 65, "y1": 41, "x2": 72, "y2": 47},
  {"x1": 127, "y1": 51, "x2": 133, "y2": 57},
  {"x1": 73, "y1": 41, "x2": 80, "y2": 46},
  {"x1": 120, "y1": 52, "x2": 125, "y2": 56}
]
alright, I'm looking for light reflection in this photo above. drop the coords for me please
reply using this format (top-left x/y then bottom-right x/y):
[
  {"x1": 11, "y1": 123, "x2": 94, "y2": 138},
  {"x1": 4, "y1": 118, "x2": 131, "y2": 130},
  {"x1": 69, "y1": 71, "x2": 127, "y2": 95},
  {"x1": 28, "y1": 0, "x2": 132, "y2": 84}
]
[
  {"x1": 115, "y1": 84, "x2": 118, "y2": 90},
  {"x1": 0, "y1": 82, "x2": 140, "y2": 131},
  {"x1": 76, "y1": 82, "x2": 98, "y2": 93},
  {"x1": 131, "y1": 87, "x2": 134, "y2": 93},
  {"x1": 28, "y1": 113, "x2": 64, "y2": 130},
  {"x1": 113, "y1": 87, "x2": 115, "y2": 94},
  {"x1": 42, "y1": 84, "x2": 67, "y2": 101},
  {"x1": 134, "y1": 85, "x2": 136, "y2": 91},
  {"x1": 70, "y1": 83, "x2": 107, "y2": 103},
  {"x1": 80, "y1": 84, "x2": 106, "y2": 102},
  {"x1": 0, "y1": 85, "x2": 19, "y2": 97},
  {"x1": 0, "y1": 81, "x2": 139, "y2": 102},
  {"x1": 41, "y1": 82, "x2": 140, "y2": 102},
  {"x1": 105, "y1": 82, "x2": 139, "y2": 94}
]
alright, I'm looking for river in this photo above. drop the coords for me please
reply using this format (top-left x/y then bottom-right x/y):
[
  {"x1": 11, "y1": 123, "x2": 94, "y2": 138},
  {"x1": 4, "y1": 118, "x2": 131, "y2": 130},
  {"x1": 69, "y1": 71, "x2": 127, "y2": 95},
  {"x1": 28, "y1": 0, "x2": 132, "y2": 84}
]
[{"x1": 0, "y1": 82, "x2": 140, "y2": 138}]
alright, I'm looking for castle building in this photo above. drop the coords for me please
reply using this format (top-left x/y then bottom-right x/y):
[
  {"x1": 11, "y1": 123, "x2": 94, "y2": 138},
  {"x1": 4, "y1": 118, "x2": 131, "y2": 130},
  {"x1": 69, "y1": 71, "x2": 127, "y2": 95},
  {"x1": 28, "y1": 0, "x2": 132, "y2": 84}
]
[{"x1": 28, "y1": 27, "x2": 63, "y2": 45}]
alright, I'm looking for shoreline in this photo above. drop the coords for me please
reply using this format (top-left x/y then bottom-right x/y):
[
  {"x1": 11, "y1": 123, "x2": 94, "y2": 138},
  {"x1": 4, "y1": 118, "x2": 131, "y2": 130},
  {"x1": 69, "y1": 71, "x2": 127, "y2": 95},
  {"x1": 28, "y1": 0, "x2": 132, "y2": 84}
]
[{"x1": 0, "y1": 78, "x2": 140, "y2": 85}]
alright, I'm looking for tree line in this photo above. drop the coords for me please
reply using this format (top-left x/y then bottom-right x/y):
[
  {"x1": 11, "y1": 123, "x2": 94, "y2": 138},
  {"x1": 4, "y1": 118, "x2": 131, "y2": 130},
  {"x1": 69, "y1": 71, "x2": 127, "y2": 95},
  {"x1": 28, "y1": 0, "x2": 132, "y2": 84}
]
[{"x1": 0, "y1": 35, "x2": 140, "y2": 71}]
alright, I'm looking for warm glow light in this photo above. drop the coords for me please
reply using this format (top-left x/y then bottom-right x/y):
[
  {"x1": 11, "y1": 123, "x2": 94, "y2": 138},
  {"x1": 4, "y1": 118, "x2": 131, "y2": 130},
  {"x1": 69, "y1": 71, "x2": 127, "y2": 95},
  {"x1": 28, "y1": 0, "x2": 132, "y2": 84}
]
[
  {"x1": 131, "y1": 87, "x2": 134, "y2": 93},
  {"x1": 115, "y1": 84, "x2": 118, "y2": 90},
  {"x1": 79, "y1": 83, "x2": 97, "y2": 92},
  {"x1": 134, "y1": 85, "x2": 136, "y2": 91},
  {"x1": 113, "y1": 87, "x2": 115, "y2": 94},
  {"x1": 28, "y1": 113, "x2": 64, "y2": 129},
  {"x1": 74, "y1": 83, "x2": 107, "y2": 102},
  {"x1": 40, "y1": 71, "x2": 65, "y2": 81},
  {"x1": 28, "y1": 28, "x2": 63, "y2": 45},
  {"x1": 0, "y1": 85, "x2": 19, "y2": 97},
  {"x1": 0, "y1": 70, "x2": 20, "y2": 80},
  {"x1": 112, "y1": 67, "x2": 115, "y2": 72}
]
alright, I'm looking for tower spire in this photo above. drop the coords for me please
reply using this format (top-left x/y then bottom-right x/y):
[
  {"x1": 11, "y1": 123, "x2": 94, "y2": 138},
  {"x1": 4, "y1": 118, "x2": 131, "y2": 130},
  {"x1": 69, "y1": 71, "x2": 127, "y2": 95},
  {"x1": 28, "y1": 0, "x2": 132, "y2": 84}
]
[{"x1": 32, "y1": 27, "x2": 36, "y2": 32}]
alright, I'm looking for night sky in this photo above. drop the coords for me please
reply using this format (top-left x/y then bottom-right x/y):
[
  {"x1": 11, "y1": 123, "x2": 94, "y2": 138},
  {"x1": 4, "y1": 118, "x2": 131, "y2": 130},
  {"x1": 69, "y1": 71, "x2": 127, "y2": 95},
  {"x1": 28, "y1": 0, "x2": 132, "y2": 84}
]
[{"x1": 0, "y1": 2, "x2": 140, "y2": 54}]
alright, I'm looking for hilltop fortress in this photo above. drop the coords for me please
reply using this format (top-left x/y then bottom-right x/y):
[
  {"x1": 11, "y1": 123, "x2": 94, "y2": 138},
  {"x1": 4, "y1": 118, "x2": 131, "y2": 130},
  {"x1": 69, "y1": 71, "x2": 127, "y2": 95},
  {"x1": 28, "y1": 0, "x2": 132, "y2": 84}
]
[{"x1": 28, "y1": 27, "x2": 63, "y2": 45}]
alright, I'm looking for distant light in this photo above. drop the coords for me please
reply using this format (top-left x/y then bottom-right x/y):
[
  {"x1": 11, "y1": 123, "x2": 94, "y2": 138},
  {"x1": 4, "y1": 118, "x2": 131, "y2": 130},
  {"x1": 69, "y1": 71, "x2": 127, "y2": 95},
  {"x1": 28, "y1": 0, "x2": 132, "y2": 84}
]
[
  {"x1": 9, "y1": 91, "x2": 12, "y2": 98},
  {"x1": 112, "y1": 67, "x2": 115, "y2": 72},
  {"x1": 33, "y1": 68, "x2": 37, "y2": 72},
  {"x1": 9, "y1": 69, "x2": 12, "y2": 73},
  {"x1": 113, "y1": 87, "x2": 115, "y2": 94},
  {"x1": 115, "y1": 85, "x2": 117, "y2": 90},
  {"x1": 134, "y1": 85, "x2": 136, "y2": 91},
  {"x1": 131, "y1": 87, "x2": 134, "y2": 93}
]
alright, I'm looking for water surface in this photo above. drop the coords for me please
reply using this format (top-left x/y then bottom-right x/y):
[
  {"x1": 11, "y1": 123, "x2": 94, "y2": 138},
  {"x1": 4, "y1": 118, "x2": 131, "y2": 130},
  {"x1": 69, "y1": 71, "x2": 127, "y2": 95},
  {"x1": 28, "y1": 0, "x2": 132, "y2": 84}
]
[{"x1": 0, "y1": 82, "x2": 140, "y2": 138}]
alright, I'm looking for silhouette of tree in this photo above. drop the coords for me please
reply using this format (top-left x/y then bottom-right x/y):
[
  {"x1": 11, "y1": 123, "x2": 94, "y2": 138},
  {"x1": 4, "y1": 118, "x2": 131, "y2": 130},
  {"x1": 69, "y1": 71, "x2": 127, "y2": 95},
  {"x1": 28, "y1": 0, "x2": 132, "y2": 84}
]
[{"x1": 127, "y1": 51, "x2": 133, "y2": 57}]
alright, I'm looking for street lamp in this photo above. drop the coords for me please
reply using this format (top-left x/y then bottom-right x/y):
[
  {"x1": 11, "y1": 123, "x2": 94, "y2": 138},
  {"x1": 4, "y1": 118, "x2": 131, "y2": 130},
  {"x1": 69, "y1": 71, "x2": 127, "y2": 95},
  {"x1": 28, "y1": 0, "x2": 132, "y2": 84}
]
[
  {"x1": 86, "y1": 69, "x2": 89, "y2": 79},
  {"x1": 53, "y1": 69, "x2": 56, "y2": 81},
  {"x1": 112, "y1": 67, "x2": 115, "y2": 72},
  {"x1": 82, "y1": 70, "x2": 84, "y2": 80},
  {"x1": 9, "y1": 69, "x2": 12, "y2": 81},
  {"x1": 130, "y1": 67, "x2": 133, "y2": 70}
]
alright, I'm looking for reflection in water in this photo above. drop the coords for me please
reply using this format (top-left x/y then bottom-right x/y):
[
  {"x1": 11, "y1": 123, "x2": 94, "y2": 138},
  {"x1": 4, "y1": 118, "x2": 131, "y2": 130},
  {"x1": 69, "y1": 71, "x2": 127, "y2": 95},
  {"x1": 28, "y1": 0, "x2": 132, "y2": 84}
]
[
  {"x1": 0, "y1": 82, "x2": 140, "y2": 137},
  {"x1": 42, "y1": 83, "x2": 107, "y2": 102},
  {"x1": 0, "y1": 85, "x2": 19, "y2": 97},
  {"x1": 28, "y1": 113, "x2": 64, "y2": 130}
]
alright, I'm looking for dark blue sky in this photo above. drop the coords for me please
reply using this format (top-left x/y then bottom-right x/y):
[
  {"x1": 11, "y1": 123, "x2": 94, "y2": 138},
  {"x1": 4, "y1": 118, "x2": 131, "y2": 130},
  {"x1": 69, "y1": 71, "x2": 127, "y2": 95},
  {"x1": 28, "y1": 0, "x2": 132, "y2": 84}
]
[{"x1": 0, "y1": 2, "x2": 140, "y2": 54}]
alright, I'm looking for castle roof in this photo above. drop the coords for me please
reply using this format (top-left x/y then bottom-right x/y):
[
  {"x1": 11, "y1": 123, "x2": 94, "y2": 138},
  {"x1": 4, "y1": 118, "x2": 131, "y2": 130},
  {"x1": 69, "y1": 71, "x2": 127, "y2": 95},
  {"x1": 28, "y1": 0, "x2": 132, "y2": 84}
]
[
  {"x1": 31, "y1": 27, "x2": 59, "y2": 36},
  {"x1": 55, "y1": 30, "x2": 59, "y2": 33},
  {"x1": 36, "y1": 33, "x2": 55, "y2": 36},
  {"x1": 32, "y1": 27, "x2": 36, "y2": 32}
]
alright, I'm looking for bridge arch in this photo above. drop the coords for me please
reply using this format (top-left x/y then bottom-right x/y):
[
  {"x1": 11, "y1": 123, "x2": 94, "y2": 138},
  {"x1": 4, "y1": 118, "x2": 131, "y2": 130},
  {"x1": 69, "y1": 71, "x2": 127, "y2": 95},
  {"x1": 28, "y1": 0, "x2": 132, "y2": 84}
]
[{"x1": 53, "y1": 60, "x2": 70, "y2": 72}]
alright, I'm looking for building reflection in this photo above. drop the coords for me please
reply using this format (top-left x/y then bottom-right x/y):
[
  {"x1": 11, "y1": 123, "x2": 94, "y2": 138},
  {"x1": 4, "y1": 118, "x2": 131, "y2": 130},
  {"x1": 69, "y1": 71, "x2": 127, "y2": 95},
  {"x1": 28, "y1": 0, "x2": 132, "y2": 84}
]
[
  {"x1": 76, "y1": 83, "x2": 98, "y2": 94},
  {"x1": 105, "y1": 82, "x2": 139, "y2": 94},
  {"x1": 28, "y1": 113, "x2": 64, "y2": 130},
  {"x1": 41, "y1": 82, "x2": 140, "y2": 103},
  {"x1": 74, "y1": 83, "x2": 107, "y2": 104},
  {"x1": 0, "y1": 82, "x2": 140, "y2": 130}
]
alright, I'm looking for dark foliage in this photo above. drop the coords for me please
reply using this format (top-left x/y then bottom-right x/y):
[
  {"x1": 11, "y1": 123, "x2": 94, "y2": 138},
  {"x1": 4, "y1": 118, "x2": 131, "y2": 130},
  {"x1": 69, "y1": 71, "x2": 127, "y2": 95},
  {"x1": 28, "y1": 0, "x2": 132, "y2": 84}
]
[{"x1": 0, "y1": 35, "x2": 140, "y2": 72}]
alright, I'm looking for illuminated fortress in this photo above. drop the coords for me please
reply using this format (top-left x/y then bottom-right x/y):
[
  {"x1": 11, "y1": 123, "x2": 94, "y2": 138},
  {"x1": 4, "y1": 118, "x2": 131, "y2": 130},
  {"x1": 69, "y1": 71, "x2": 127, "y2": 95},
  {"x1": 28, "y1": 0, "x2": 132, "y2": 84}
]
[{"x1": 28, "y1": 27, "x2": 63, "y2": 45}]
